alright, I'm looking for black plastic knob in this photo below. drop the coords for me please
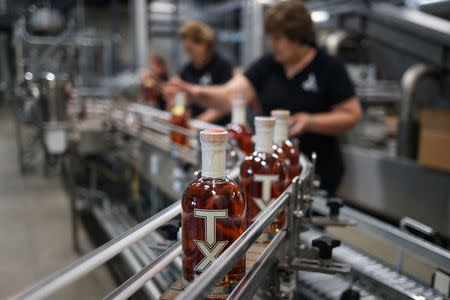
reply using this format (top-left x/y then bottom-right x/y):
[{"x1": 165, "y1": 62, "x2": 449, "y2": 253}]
[
  {"x1": 340, "y1": 288, "x2": 360, "y2": 300},
  {"x1": 327, "y1": 197, "x2": 344, "y2": 217},
  {"x1": 312, "y1": 235, "x2": 341, "y2": 259}
]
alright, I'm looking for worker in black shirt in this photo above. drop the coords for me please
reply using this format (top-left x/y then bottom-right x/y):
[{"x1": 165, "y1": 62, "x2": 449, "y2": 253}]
[
  {"x1": 175, "y1": 21, "x2": 233, "y2": 125},
  {"x1": 164, "y1": 1, "x2": 362, "y2": 196},
  {"x1": 141, "y1": 55, "x2": 169, "y2": 110}
]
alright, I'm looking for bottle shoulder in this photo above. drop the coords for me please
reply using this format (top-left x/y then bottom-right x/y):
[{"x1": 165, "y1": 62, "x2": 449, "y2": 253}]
[
  {"x1": 241, "y1": 151, "x2": 287, "y2": 174},
  {"x1": 275, "y1": 140, "x2": 300, "y2": 159},
  {"x1": 226, "y1": 123, "x2": 253, "y2": 135},
  {"x1": 183, "y1": 177, "x2": 244, "y2": 200}
]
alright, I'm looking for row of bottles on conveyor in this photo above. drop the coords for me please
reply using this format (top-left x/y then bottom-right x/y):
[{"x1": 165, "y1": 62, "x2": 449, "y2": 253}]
[{"x1": 181, "y1": 98, "x2": 302, "y2": 298}]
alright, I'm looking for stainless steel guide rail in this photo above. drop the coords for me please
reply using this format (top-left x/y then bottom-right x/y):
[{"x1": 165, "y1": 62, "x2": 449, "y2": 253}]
[
  {"x1": 178, "y1": 191, "x2": 292, "y2": 300},
  {"x1": 177, "y1": 156, "x2": 314, "y2": 300},
  {"x1": 13, "y1": 202, "x2": 182, "y2": 299},
  {"x1": 104, "y1": 241, "x2": 183, "y2": 300},
  {"x1": 13, "y1": 133, "x2": 314, "y2": 300}
]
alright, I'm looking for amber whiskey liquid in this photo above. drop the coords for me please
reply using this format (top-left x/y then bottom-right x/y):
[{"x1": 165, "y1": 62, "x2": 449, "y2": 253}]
[
  {"x1": 271, "y1": 110, "x2": 301, "y2": 183},
  {"x1": 182, "y1": 129, "x2": 246, "y2": 299},
  {"x1": 170, "y1": 93, "x2": 190, "y2": 146},
  {"x1": 240, "y1": 117, "x2": 288, "y2": 233},
  {"x1": 141, "y1": 74, "x2": 158, "y2": 106},
  {"x1": 226, "y1": 96, "x2": 254, "y2": 155}
]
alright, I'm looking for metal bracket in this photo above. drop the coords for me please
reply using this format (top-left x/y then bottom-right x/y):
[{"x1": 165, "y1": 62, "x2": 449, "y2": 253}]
[
  {"x1": 283, "y1": 257, "x2": 351, "y2": 275},
  {"x1": 303, "y1": 216, "x2": 357, "y2": 227}
]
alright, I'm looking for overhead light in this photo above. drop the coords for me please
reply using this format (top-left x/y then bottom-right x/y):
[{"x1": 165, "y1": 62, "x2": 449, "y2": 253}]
[
  {"x1": 257, "y1": 0, "x2": 275, "y2": 4},
  {"x1": 311, "y1": 10, "x2": 330, "y2": 23},
  {"x1": 149, "y1": 2, "x2": 176, "y2": 14}
]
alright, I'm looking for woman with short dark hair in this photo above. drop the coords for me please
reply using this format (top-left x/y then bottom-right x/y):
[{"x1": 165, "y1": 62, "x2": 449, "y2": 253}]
[{"x1": 164, "y1": 1, "x2": 362, "y2": 195}]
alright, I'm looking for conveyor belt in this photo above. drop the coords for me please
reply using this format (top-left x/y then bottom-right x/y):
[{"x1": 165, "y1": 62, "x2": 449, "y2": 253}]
[{"x1": 300, "y1": 229, "x2": 445, "y2": 300}]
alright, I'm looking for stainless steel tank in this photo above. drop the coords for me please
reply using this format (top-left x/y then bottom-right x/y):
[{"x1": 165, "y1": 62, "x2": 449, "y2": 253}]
[
  {"x1": 37, "y1": 72, "x2": 69, "y2": 154},
  {"x1": 38, "y1": 72, "x2": 68, "y2": 123}
]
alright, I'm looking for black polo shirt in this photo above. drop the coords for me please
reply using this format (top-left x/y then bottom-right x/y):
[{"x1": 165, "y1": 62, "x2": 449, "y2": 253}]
[
  {"x1": 180, "y1": 53, "x2": 233, "y2": 125},
  {"x1": 244, "y1": 49, "x2": 356, "y2": 195}
]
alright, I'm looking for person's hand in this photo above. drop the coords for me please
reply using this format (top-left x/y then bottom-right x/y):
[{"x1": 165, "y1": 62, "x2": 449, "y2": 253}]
[
  {"x1": 167, "y1": 78, "x2": 201, "y2": 101},
  {"x1": 289, "y1": 112, "x2": 312, "y2": 136}
]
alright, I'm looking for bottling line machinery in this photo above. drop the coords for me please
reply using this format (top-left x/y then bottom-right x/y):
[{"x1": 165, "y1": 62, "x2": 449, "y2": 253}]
[
  {"x1": 10, "y1": 97, "x2": 449, "y2": 300},
  {"x1": 5, "y1": 1, "x2": 449, "y2": 299}
]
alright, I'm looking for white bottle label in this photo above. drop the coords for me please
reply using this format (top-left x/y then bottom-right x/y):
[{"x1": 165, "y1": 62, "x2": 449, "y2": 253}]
[
  {"x1": 252, "y1": 174, "x2": 279, "y2": 215},
  {"x1": 194, "y1": 209, "x2": 228, "y2": 272}
]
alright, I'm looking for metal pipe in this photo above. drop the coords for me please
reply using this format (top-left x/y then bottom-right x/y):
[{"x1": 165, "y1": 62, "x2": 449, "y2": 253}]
[
  {"x1": 400, "y1": 217, "x2": 436, "y2": 237},
  {"x1": 132, "y1": 0, "x2": 148, "y2": 71},
  {"x1": 92, "y1": 207, "x2": 160, "y2": 299},
  {"x1": 104, "y1": 241, "x2": 182, "y2": 300},
  {"x1": 176, "y1": 190, "x2": 291, "y2": 300},
  {"x1": 397, "y1": 63, "x2": 440, "y2": 158},
  {"x1": 228, "y1": 231, "x2": 287, "y2": 300},
  {"x1": 113, "y1": 208, "x2": 172, "y2": 292},
  {"x1": 14, "y1": 201, "x2": 181, "y2": 300},
  {"x1": 288, "y1": 177, "x2": 299, "y2": 263},
  {"x1": 407, "y1": 0, "x2": 450, "y2": 15}
]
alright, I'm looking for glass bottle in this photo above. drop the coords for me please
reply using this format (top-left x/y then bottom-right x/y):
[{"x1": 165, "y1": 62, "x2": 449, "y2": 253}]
[
  {"x1": 226, "y1": 96, "x2": 254, "y2": 155},
  {"x1": 141, "y1": 72, "x2": 158, "y2": 106},
  {"x1": 170, "y1": 92, "x2": 190, "y2": 146},
  {"x1": 271, "y1": 110, "x2": 301, "y2": 183},
  {"x1": 240, "y1": 117, "x2": 289, "y2": 233},
  {"x1": 182, "y1": 129, "x2": 246, "y2": 299}
]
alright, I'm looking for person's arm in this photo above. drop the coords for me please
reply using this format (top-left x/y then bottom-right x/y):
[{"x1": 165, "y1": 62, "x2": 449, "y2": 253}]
[
  {"x1": 165, "y1": 74, "x2": 257, "y2": 113},
  {"x1": 195, "y1": 108, "x2": 227, "y2": 123},
  {"x1": 289, "y1": 96, "x2": 362, "y2": 136}
]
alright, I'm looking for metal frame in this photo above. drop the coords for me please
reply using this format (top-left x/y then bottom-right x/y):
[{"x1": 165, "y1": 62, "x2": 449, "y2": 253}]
[
  {"x1": 312, "y1": 196, "x2": 450, "y2": 273},
  {"x1": 104, "y1": 241, "x2": 182, "y2": 300},
  {"x1": 14, "y1": 201, "x2": 181, "y2": 299},
  {"x1": 337, "y1": 3, "x2": 450, "y2": 68},
  {"x1": 398, "y1": 63, "x2": 441, "y2": 159},
  {"x1": 176, "y1": 157, "x2": 313, "y2": 300},
  {"x1": 13, "y1": 135, "x2": 314, "y2": 300}
]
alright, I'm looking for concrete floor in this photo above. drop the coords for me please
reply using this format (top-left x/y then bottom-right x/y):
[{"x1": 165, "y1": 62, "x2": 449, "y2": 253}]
[{"x1": 0, "y1": 105, "x2": 116, "y2": 299}]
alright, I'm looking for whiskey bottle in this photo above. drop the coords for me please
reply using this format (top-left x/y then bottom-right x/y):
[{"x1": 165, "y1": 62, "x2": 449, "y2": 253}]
[
  {"x1": 271, "y1": 110, "x2": 301, "y2": 183},
  {"x1": 240, "y1": 117, "x2": 289, "y2": 233},
  {"x1": 226, "y1": 96, "x2": 254, "y2": 155},
  {"x1": 141, "y1": 73, "x2": 158, "y2": 106},
  {"x1": 170, "y1": 92, "x2": 190, "y2": 146},
  {"x1": 182, "y1": 129, "x2": 246, "y2": 299}
]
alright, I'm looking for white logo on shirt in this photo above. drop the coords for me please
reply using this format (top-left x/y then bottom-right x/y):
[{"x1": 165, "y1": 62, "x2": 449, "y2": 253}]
[
  {"x1": 199, "y1": 73, "x2": 212, "y2": 85},
  {"x1": 302, "y1": 73, "x2": 318, "y2": 92}
]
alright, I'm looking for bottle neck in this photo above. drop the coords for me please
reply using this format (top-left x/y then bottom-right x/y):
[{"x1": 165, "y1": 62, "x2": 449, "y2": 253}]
[
  {"x1": 201, "y1": 141, "x2": 227, "y2": 178},
  {"x1": 255, "y1": 126, "x2": 274, "y2": 153},
  {"x1": 231, "y1": 104, "x2": 246, "y2": 125},
  {"x1": 274, "y1": 118, "x2": 288, "y2": 144}
]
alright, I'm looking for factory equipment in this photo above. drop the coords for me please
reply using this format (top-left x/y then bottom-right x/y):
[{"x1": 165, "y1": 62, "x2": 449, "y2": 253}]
[
  {"x1": 9, "y1": 98, "x2": 449, "y2": 299},
  {"x1": 11, "y1": 1, "x2": 118, "y2": 174},
  {"x1": 6, "y1": 1, "x2": 450, "y2": 299}
]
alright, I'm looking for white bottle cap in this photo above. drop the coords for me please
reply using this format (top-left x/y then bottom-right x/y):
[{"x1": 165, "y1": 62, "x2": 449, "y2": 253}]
[
  {"x1": 200, "y1": 129, "x2": 228, "y2": 178},
  {"x1": 271, "y1": 109, "x2": 290, "y2": 144},
  {"x1": 231, "y1": 95, "x2": 246, "y2": 125},
  {"x1": 254, "y1": 116, "x2": 275, "y2": 153},
  {"x1": 175, "y1": 92, "x2": 186, "y2": 107}
]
